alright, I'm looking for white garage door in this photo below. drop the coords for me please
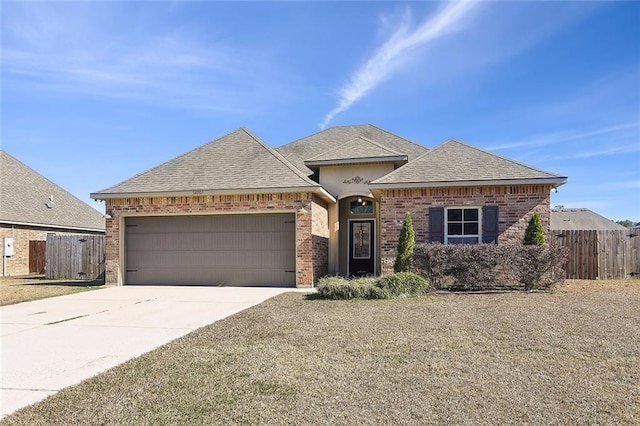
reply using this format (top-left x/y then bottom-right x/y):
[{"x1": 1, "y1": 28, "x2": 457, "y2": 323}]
[{"x1": 125, "y1": 214, "x2": 296, "y2": 287}]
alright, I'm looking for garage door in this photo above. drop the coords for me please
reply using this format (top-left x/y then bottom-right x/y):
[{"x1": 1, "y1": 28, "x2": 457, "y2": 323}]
[{"x1": 125, "y1": 214, "x2": 296, "y2": 287}]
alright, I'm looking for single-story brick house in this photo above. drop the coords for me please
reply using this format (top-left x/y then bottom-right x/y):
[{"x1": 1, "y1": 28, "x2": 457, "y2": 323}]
[
  {"x1": 91, "y1": 125, "x2": 567, "y2": 287},
  {"x1": 0, "y1": 151, "x2": 106, "y2": 276}
]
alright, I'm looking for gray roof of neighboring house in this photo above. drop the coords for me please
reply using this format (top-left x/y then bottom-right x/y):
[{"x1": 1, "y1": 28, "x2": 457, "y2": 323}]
[
  {"x1": 550, "y1": 208, "x2": 628, "y2": 231},
  {"x1": 92, "y1": 127, "x2": 326, "y2": 199},
  {"x1": 276, "y1": 124, "x2": 429, "y2": 176},
  {"x1": 304, "y1": 136, "x2": 407, "y2": 167},
  {"x1": 371, "y1": 139, "x2": 567, "y2": 187},
  {"x1": 0, "y1": 151, "x2": 105, "y2": 231}
]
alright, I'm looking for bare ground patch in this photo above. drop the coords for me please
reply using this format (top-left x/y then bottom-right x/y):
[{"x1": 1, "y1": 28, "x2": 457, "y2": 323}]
[{"x1": 2, "y1": 279, "x2": 639, "y2": 425}]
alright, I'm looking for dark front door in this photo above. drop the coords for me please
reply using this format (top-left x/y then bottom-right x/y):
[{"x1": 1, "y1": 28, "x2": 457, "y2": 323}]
[{"x1": 349, "y1": 220, "x2": 375, "y2": 277}]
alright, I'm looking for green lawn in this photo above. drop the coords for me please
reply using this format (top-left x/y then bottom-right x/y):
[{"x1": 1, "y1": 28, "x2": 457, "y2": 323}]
[
  {"x1": 2, "y1": 280, "x2": 639, "y2": 425},
  {"x1": 0, "y1": 275, "x2": 104, "y2": 306}
]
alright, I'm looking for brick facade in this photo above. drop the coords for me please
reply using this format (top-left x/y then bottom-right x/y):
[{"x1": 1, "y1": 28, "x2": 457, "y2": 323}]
[
  {"x1": 378, "y1": 184, "x2": 553, "y2": 274},
  {"x1": 104, "y1": 192, "x2": 329, "y2": 287},
  {"x1": 0, "y1": 224, "x2": 103, "y2": 276}
]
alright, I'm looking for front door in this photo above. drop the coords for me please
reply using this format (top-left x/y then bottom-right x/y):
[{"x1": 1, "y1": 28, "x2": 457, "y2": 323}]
[{"x1": 349, "y1": 220, "x2": 375, "y2": 277}]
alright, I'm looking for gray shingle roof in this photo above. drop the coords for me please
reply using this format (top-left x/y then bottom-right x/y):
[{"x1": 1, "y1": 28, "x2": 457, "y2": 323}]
[
  {"x1": 551, "y1": 208, "x2": 628, "y2": 231},
  {"x1": 0, "y1": 151, "x2": 105, "y2": 231},
  {"x1": 277, "y1": 124, "x2": 428, "y2": 176},
  {"x1": 91, "y1": 127, "x2": 322, "y2": 198},
  {"x1": 371, "y1": 139, "x2": 567, "y2": 187},
  {"x1": 304, "y1": 136, "x2": 407, "y2": 166}
]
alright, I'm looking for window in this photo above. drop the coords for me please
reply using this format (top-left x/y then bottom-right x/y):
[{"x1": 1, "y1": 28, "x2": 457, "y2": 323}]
[
  {"x1": 350, "y1": 199, "x2": 373, "y2": 214},
  {"x1": 446, "y1": 207, "x2": 480, "y2": 244}
]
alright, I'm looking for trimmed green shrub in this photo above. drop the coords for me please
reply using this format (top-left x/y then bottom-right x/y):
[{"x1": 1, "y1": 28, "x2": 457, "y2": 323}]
[
  {"x1": 413, "y1": 243, "x2": 568, "y2": 291},
  {"x1": 376, "y1": 272, "x2": 430, "y2": 297},
  {"x1": 394, "y1": 212, "x2": 415, "y2": 272},
  {"x1": 523, "y1": 212, "x2": 546, "y2": 246}
]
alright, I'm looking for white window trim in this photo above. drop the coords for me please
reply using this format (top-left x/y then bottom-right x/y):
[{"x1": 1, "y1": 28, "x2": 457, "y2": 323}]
[{"x1": 444, "y1": 206, "x2": 482, "y2": 244}]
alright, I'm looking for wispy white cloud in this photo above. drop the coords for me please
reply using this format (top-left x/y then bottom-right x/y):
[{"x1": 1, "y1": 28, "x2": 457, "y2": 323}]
[
  {"x1": 599, "y1": 180, "x2": 640, "y2": 189},
  {"x1": 320, "y1": 1, "x2": 480, "y2": 129},
  {"x1": 574, "y1": 143, "x2": 640, "y2": 159},
  {"x1": 485, "y1": 121, "x2": 640, "y2": 151},
  {"x1": 1, "y1": 2, "x2": 291, "y2": 114}
]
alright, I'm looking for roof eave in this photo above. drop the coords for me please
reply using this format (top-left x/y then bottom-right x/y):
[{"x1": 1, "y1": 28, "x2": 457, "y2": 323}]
[
  {"x1": 0, "y1": 219, "x2": 105, "y2": 233},
  {"x1": 304, "y1": 155, "x2": 408, "y2": 168},
  {"x1": 91, "y1": 185, "x2": 337, "y2": 203},
  {"x1": 369, "y1": 177, "x2": 568, "y2": 189}
]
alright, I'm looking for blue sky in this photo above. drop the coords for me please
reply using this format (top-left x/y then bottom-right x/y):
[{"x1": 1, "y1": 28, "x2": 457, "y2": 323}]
[{"x1": 2, "y1": 1, "x2": 639, "y2": 222}]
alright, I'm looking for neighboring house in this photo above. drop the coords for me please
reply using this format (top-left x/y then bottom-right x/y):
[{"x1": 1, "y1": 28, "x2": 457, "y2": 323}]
[
  {"x1": 551, "y1": 208, "x2": 629, "y2": 231},
  {"x1": 91, "y1": 125, "x2": 567, "y2": 287},
  {"x1": 0, "y1": 151, "x2": 106, "y2": 276},
  {"x1": 549, "y1": 208, "x2": 637, "y2": 279}
]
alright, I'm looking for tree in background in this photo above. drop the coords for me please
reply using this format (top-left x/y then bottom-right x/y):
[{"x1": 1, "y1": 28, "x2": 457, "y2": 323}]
[
  {"x1": 616, "y1": 219, "x2": 636, "y2": 228},
  {"x1": 394, "y1": 212, "x2": 415, "y2": 272},
  {"x1": 523, "y1": 212, "x2": 545, "y2": 245}
]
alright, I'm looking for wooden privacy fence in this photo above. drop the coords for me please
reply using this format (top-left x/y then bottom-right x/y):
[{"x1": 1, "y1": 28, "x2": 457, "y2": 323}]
[
  {"x1": 549, "y1": 229, "x2": 640, "y2": 280},
  {"x1": 45, "y1": 234, "x2": 105, "y2": 280}
]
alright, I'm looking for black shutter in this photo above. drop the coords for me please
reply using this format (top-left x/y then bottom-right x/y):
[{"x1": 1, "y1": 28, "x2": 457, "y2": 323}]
[
  {"x1": 429, "y1": 207, "x2": 445, "y2": 243},
  {"x1": 482, "y1": 205, "x2": 499, "y2": 244}
]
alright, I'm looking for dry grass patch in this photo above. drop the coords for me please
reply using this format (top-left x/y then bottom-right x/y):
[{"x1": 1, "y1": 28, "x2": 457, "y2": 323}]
[
  {"x1": 3, "y1": 279, "x2": 639, "y2": 425},
  {"x1": 0, "y1": 275, "x2": 104, "y2": 306}
]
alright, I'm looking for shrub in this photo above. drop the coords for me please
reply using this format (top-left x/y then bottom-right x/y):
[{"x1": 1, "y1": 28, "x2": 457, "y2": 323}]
[
  {"x1": 503, "y1": 245, "x2": 568, "y2": 291},
  {"x1": 413, "y1": 243, "x2": 568, "y2": 291},
  {"x1": 317, "y1": 276, "x2": 380, "y2": 300},
  {"x1": 523, "y1": 212, "x2": 545, "y2": 245},
  {"x1": 394, "y1": 212, "x2": 415, "y2": 273},
  {"x1": 376, "y1": 272, "x2": 430, "y2": 297},
  {"x1": 316, "y1": 273, "x2": 431, "y2": 300}
]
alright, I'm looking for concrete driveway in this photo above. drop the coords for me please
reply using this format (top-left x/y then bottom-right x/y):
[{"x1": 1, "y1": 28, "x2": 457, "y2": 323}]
[{"x1": 1, "y1": 285, "x2": 304, "y2": 418}]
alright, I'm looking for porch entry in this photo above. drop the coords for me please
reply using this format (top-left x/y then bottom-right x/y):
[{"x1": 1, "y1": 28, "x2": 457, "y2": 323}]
[{"x1": 348, "y1": 219, "x2": 375, "y2": 276}]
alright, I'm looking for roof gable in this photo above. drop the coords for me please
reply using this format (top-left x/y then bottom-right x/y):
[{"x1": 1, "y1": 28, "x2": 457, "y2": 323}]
[
  {"x1": 371, "y1": 139, "x2": 567, "y2": 187},
  {"x1": 92, "y1": 127, "x2": 321, "y2": 198},
  {"x1": 276, "y1": 124, "x2": 428, "y2": 175},
  {"x1": 304, "y1": 136, "x2": 407, "y2": 167},
  {"x1": 0, "y1": 151, "x2": 105, "y2": 231}
]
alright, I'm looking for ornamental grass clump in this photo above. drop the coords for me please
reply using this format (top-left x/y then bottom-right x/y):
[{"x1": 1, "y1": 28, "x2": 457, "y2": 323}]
[
  {"x1": 376, "y1": 272, "x2": 430, "y2": 297},
  {"x1": 316, "y1": 276, "x2": 379, "y2": 300},
  {"x1": 316, "y1": 273, "x2": 431, "y2": 300}
]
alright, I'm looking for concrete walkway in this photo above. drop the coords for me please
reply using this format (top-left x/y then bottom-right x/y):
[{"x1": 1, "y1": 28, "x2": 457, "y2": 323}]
[{"x1": 0, "y1": 286, "x2": 305, "y2": 418}]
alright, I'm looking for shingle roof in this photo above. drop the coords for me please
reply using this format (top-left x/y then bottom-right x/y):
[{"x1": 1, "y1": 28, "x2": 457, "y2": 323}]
[
  {"x1": 371, "y1": 139, "x2": 567, "y2": 187},
  {"x1": 0, "y1": 151, "x2": 105, "y2": 231},
  {"x1": 551, "y1": 208, "x2": 628, "y2": 231},
  {"x1": 304, "y1": 136, "x2": 407, "y2": 166},
  {"x1": 91, "y1": 127, "x2": 323, "y2": 198},
  {"x1": 276, "y1": 124, "x2": 428, "y2": 176}
]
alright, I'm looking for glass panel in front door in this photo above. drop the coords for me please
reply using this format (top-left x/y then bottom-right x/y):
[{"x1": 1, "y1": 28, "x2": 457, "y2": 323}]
[{"x1": 352, "y1": 222, "x2": 371, "y2": 259}]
